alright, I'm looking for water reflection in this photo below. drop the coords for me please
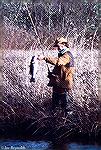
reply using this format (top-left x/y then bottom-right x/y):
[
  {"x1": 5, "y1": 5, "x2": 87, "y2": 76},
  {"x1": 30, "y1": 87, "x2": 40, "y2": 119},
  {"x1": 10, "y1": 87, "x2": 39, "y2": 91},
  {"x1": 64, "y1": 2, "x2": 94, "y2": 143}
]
[
  {"x1": 50, "y1": 143, "x2": 68, "y2": 150},
  {"x1": 0, "y1": 140, "x2": 101, "y2": 150}
]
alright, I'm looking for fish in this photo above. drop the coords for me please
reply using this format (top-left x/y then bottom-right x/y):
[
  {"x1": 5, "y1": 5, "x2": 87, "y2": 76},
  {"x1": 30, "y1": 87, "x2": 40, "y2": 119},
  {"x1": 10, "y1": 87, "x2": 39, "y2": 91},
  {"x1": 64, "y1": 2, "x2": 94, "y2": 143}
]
[{"x1": 30, "y1": 55, "x2": 38, "y2": 82}]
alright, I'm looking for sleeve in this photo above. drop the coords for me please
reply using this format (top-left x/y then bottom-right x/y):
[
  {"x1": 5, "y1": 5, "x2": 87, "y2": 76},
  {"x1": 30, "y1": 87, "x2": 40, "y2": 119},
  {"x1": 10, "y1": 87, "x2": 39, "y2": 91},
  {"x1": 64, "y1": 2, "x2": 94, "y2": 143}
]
[
  {"x1": 57, "y1": 53, "x2": 70, "y2": 66},
  {"x1": 44, "y1": 56, "x2": 58, "y2": 65},
  {"x1": 44, "y1": 53, "x2": 70, "y2": 66}
]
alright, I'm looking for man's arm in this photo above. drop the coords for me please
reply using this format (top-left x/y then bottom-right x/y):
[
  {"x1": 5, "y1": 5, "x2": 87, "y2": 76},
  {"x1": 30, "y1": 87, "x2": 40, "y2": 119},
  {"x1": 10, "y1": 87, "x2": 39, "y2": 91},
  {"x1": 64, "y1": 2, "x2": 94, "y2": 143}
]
[
  {"x1": 44, "y1": 56, "x2": 58, "y2": 65},
  {"x1": 38, "y1": 52, "x2": 70, "y2": 66},
  {"x1": 44, "y1": 53, "x2": 70, "y2": 66}
]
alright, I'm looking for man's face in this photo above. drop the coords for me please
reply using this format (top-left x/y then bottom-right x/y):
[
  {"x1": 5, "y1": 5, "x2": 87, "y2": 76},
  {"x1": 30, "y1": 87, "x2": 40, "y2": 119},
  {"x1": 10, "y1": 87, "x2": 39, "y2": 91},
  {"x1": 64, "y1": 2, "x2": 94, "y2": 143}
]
[{"x1": 57, "y1": 43, "x2": 65, "y2": 51}]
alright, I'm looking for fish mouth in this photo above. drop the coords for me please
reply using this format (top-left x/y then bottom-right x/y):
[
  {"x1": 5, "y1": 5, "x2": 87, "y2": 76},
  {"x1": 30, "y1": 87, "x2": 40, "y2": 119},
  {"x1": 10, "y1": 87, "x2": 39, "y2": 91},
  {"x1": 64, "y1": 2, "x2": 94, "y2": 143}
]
[{"x1": 30, "y1": 78, "x2": 35, "y2": 82}]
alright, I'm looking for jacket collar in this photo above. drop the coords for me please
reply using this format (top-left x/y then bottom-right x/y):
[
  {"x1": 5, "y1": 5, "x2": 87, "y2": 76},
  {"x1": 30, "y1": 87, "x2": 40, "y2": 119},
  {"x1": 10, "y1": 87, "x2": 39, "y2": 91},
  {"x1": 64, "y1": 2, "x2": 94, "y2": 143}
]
[{"x1": 58, "y1": 47, "x2": 69, "y2": 56}]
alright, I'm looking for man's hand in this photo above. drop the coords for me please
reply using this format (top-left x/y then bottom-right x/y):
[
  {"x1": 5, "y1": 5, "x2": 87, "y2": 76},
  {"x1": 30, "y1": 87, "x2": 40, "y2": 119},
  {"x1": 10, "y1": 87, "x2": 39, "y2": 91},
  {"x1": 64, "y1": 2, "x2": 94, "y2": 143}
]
[{"x1": 37, "y1": 56, "x2": 45, "y2": 61}]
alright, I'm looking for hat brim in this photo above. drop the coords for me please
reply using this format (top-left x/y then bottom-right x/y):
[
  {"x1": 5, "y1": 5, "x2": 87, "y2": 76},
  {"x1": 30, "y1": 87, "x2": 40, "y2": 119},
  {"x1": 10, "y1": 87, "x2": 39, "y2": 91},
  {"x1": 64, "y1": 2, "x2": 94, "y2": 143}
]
[
  {"x1": 53, "y1": 44, "x2": 58, "y2": 47},
  {"x1": 53, "y1": 42, "x2": 68, "y2": 47}
]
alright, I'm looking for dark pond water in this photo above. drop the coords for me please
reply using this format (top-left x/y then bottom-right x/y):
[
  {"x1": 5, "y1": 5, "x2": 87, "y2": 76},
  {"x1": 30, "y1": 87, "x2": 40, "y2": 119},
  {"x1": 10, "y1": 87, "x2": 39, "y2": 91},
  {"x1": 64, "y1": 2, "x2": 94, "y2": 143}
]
[{"x1": 0, "y1": 140, "x2": 101, "y2": 150}]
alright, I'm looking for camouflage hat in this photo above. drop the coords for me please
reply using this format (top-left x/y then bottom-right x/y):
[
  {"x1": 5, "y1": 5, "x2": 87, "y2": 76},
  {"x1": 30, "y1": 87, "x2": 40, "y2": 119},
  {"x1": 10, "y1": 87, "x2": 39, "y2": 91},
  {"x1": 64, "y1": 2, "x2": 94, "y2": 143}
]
[{"x1": 54, "y1": 37, "x2": 68, "y2": 47}]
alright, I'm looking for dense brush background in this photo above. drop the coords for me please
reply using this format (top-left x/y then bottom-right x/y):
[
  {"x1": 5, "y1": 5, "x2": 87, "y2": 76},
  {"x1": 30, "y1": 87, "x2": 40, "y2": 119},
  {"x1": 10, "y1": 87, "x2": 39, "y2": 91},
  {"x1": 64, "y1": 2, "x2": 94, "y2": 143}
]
[{"x1": 0, "y1": 0, "x2": 101, "y2": 141}]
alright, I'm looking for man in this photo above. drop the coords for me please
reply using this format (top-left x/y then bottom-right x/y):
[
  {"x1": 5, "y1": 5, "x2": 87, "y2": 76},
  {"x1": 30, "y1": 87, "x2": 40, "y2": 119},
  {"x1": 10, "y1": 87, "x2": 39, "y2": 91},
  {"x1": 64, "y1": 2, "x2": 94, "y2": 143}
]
[{"x1": 39, "y1": 37, "x2": 75, "y2": 115}]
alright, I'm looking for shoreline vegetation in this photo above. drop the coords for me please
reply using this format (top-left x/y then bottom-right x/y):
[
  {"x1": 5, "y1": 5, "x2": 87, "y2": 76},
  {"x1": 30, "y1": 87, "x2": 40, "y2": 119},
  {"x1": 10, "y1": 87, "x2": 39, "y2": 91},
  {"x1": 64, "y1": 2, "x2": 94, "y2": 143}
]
[{"x1": 0, "y1": 0, "x2": 101, "y2": 142}]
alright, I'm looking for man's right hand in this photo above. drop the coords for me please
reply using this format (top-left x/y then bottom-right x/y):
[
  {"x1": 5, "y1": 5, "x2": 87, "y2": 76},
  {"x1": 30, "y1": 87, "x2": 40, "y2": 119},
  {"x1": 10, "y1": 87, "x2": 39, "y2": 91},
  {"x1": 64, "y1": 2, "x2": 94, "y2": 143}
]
[{"x1": 37, "y1": 56, "x2": 45, "y2": 61}]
